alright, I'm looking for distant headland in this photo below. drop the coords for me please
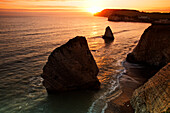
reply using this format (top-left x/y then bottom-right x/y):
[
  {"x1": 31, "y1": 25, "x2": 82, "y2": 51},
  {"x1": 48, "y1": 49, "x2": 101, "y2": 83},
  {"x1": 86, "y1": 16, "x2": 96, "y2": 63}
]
[{"x1": 94, "y1": 9, "x2": 170, "y2": 23}]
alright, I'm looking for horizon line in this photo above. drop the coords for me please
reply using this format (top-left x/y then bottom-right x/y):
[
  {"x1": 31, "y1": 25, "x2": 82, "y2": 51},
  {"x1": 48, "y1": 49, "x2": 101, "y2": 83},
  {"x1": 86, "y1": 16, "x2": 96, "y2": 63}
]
[{"x1": 0, "y1": 8, "x2": 170, "y2": 13}]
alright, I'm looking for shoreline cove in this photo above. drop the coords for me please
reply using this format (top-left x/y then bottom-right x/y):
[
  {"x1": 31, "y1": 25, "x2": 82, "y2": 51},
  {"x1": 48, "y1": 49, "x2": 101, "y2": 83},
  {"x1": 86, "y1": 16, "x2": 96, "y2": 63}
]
[
  {"x1": 0, "y1": 13, "x2": 153, "y2": 113},
  {"x1": 104, "y1": 61, "x2": 159, "y2": 113},
  {"x1": 41, "y1": 23, "x2": 170, "y2": 113}
]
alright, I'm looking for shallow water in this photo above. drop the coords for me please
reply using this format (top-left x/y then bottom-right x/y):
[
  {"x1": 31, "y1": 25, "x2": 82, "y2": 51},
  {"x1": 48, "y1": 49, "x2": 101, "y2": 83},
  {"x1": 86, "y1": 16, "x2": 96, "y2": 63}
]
[{"x1": 0, "y1": 12, "x2": 150, "y2": 113}]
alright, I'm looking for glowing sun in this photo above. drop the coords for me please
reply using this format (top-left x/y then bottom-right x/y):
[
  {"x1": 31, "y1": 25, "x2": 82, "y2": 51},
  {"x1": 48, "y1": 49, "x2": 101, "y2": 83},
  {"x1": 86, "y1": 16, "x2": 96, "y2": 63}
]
[{"x1": 87, "y1": 6, "x2": 103, "y2": 14}]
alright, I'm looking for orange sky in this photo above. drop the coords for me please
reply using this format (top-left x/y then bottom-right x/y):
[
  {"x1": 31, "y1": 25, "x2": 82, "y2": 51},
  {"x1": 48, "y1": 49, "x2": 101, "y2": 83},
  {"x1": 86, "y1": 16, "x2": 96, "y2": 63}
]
[{"x1": 0, "y1": 0, "x2": 170, "y2": 12}]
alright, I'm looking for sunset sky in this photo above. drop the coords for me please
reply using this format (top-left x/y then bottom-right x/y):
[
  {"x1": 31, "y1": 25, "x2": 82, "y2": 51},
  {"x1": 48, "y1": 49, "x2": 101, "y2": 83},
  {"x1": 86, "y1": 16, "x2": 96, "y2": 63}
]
[{"x1": 0, "y1": 0, "x2": 170, "y2": 12}]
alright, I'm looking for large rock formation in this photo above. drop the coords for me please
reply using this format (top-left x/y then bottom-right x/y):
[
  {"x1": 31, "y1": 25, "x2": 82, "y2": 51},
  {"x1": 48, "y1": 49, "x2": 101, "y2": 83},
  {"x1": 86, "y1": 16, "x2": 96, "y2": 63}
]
[
  {"x1": 94, "y1": 9, "x2": 140, "y2": 17},
  {"x1": 94, "y1": 9, "x2": 118, "y2": 17},
  {"x1": 41, "y1": 36, "x2": 100, "y2": 92},
  {"x1": 95, "y1": 9, "x2": 170, "y2": 23},
  {"x1": 126, "y1": 24, "x2": 170, "y2": 67},
  {"x1": 102, "y1": 26, "x2": 114, "y2": 40},
  {"x1": 130, "y1": 63, "x2": 170, "y2": 113}
]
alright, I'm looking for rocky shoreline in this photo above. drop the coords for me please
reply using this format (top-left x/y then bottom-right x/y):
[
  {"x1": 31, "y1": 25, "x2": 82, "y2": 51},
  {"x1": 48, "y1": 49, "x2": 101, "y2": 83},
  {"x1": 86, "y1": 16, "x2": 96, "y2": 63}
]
[
  {"x1": 105, "y1": 61, "x2": 159, "y2": 113},
  {"x1": 131, "y1": 63, "x2": 170, "y2": 113},
  {"x1": 105, "y1": 23, "x2": 170, "y2": 113},
  {"x1": 41, "y1": 22, "x2": 169, "y2": 112},
  {"x1": 126, "y1": 23, "x2": 170, "y2": 67}
]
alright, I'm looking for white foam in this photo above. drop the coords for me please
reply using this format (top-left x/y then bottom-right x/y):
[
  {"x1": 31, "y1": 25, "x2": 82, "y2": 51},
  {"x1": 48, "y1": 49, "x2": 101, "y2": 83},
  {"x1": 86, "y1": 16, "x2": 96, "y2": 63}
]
[{"x1": 87, "y1": 68, "x2": 126, "y2": 113}]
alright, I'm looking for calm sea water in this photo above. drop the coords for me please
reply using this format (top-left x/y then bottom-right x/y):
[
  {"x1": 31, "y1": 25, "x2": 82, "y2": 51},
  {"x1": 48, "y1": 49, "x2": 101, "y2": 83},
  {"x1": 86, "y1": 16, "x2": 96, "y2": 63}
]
[{"x1": 0, "y1": 12, "x2": 150, "y2": 113}]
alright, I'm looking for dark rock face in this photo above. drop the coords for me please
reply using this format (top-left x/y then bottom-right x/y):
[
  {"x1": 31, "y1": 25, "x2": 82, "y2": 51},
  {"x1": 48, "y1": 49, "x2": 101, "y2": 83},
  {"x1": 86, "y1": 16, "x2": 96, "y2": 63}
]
[
  {"x1": 94, "y1": 9, "x2": 140, "y2": 17},
  {"x1": 130, "y1": 63, "x2": 170, "y2": 113},
  {"x1": 95, "y1": 9, "x2": 170, "y2": 23},
  {"x1": 94, "y1": 9, "x2": 118, "y2": 17},
  {"x1": 108, "y1": 15, "x2": 139, "y2": 22},
  {"x1": 126, "y1": 24, "x2": 170, "y2": 67},
  {"x1": 102, "y1": 26, "x2": 114, "y2": 40},
  {"x1": 42, "y1": 36, "x2": 100, "y2": 92}
]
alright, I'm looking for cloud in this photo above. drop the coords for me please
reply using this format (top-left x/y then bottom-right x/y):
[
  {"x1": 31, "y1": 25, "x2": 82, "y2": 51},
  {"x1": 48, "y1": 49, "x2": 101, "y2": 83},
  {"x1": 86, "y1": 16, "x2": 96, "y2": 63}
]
[
  {"x1": 0, "y1": 0, "x2": 85, "y2": 2},
  {"x1": 0, "y1": 0, "x2": 86, "y2": 10},
  {"x1": 33, "y1": 5, "x2": 79, "y2": 8},
  {"x1": 0, "y1": 0, "x2": 14, "y2": 2}
]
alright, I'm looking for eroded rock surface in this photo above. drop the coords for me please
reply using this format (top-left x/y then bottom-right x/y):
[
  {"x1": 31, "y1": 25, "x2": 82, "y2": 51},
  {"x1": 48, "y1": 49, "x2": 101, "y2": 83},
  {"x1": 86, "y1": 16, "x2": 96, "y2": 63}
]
[
  {"x1": 130, "y1": 63, "x2": 170, "y2": 113},
  {"x1": 41, "y1": 36, "x2": 100, "y2": 92},
  {"x1": 126, "y1": 24, "x2": 170, "y2": 67}
]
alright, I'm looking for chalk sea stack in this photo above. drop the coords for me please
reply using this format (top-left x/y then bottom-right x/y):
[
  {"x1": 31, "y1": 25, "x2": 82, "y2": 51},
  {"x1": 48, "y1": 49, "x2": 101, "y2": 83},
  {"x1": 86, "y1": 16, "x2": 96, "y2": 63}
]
[
  {"x1": 41, "y1": 36, "x2": 100, "y2": 93},
  {"x1": 102, "y1": 26, "x2": 114, "y2": 40},
  {"x1": 126, "y1": 24, "x2": 170, "y2": 67},
  {"x1": 131, "y1": 63, "x2": 170, "y2": 113}
]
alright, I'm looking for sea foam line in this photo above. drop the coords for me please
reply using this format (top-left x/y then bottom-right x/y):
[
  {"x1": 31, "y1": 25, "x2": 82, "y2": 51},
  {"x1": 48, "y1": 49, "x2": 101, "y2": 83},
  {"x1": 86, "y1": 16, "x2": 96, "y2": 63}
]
[{"x1": 87, "y1": 67, "x2": 126, "y2": 113}]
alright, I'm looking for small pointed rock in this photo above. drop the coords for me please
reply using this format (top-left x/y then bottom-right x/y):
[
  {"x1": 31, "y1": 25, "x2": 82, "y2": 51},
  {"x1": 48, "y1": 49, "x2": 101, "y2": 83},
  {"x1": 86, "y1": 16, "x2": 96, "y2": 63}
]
[{"x1": 102, "y1": 26, "x2": 114, "y2": 40}]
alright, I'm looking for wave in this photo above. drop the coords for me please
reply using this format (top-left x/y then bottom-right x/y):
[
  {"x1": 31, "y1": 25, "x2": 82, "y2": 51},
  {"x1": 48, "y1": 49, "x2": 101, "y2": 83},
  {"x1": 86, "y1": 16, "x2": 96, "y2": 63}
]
[
  {"x1": 88, "y1": 66, "x2": 126, "y2": 113},
  {"x1": 23, "y1": 31, "x2": 56, "y2": 36},
  {"x1": 0, "y1": 43, "x2": 60, "y2": 59},
  {"x1": 0, "y1": 26, "x2": 61, "y2": 34},
  {"x1": 0, "y1": 51, "x2": 50, "y2": 76}
]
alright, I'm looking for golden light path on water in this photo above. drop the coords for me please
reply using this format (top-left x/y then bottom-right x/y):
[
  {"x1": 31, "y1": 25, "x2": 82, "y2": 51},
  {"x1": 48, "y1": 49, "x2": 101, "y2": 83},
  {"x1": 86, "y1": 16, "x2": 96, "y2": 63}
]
[{"x1": 86, "y1": 22, "x2": 150, "y2": 112}]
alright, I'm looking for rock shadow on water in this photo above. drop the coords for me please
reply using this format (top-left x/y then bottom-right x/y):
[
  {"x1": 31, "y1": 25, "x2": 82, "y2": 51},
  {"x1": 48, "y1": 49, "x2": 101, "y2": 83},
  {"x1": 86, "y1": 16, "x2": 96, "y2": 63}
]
[
  {"x1": 46, "y1": 91, "x2": 97, "y2": 113},
  {"x1": 26, "y1": 90, "x2": 98, "y2": 113},
  {"x1": 123, "y1": 61, "x2": 160, "y2": 80},
  {"x1": 104, "y1": 38, "x2": 114, "y2": 48}
]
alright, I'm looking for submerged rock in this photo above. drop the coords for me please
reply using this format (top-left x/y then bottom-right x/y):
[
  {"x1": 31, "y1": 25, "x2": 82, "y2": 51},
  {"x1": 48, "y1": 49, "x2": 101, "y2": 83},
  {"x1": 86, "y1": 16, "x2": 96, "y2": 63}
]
[
  {"x1": 130, "y1": 63, "x2": 170, "y2": 113},
  {"x1": 42, "y1": 36, "x2": 100, "y2": 92},
  {"x1": 126, "y1": 24, "x2": 170, "y2": 67},
  {"x1": 102, "y1": 26, "x2": 114, "y2": 40}
]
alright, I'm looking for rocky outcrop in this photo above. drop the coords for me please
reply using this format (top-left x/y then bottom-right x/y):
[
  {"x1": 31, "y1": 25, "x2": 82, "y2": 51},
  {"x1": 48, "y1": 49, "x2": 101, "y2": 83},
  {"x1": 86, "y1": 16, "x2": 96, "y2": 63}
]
[
  {"x1": 102, "y1": 26, "x2": 114, "y2": 40},
  {"x1": 130, "y1": 63, "x2": 170, "y2": 113},
  {"x1": 94, "y1": 9, "x2": 118, "y2": 17},
  {"x1": 41, "y1": 36, "x2": 100, "y2": 92},
  {"x1": 126, "y1": 24, "x2": 170, "y2": 67},
  {"x1": 94, "y1": 9, "x2": 140, "y2": 17},
  {"x1": 95, "y1": 9, "x2": 170, "y2": 23}
]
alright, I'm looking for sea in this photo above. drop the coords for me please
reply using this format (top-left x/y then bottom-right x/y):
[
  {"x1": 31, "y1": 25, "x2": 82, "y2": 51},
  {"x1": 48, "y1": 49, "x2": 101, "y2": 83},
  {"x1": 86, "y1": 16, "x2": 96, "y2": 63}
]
[{"x1": 0, "y1": 12, "x2": 150, "y2": 113}]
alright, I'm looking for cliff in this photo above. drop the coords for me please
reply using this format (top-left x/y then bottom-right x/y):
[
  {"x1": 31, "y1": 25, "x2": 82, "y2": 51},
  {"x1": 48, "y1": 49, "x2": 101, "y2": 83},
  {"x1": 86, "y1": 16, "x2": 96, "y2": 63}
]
[
  {"x1": 94, "y1": 9, "x2": 140, "y2": 17},
  {"x1": 126, "y1": 24, "x2": 170, "y2": 67},
  {"x1": 130, "y1": 63, "x2": 170, "y2": 113},
  {"x1": 41, "y1": 36, "x2": 100, "y2": 92},
  {"x1": 95, "y1": 9, "x2": 170, "y2": 23},
  {"x1": 126, "y1": 23, "x2": 170, "y2": 113}
]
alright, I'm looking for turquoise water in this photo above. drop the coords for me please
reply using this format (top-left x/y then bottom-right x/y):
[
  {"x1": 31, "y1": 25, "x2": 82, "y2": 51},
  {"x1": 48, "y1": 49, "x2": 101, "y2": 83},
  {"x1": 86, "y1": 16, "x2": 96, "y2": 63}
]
[{"x1": 0, "y1": 12, "x2": 150, "y2": 113}]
